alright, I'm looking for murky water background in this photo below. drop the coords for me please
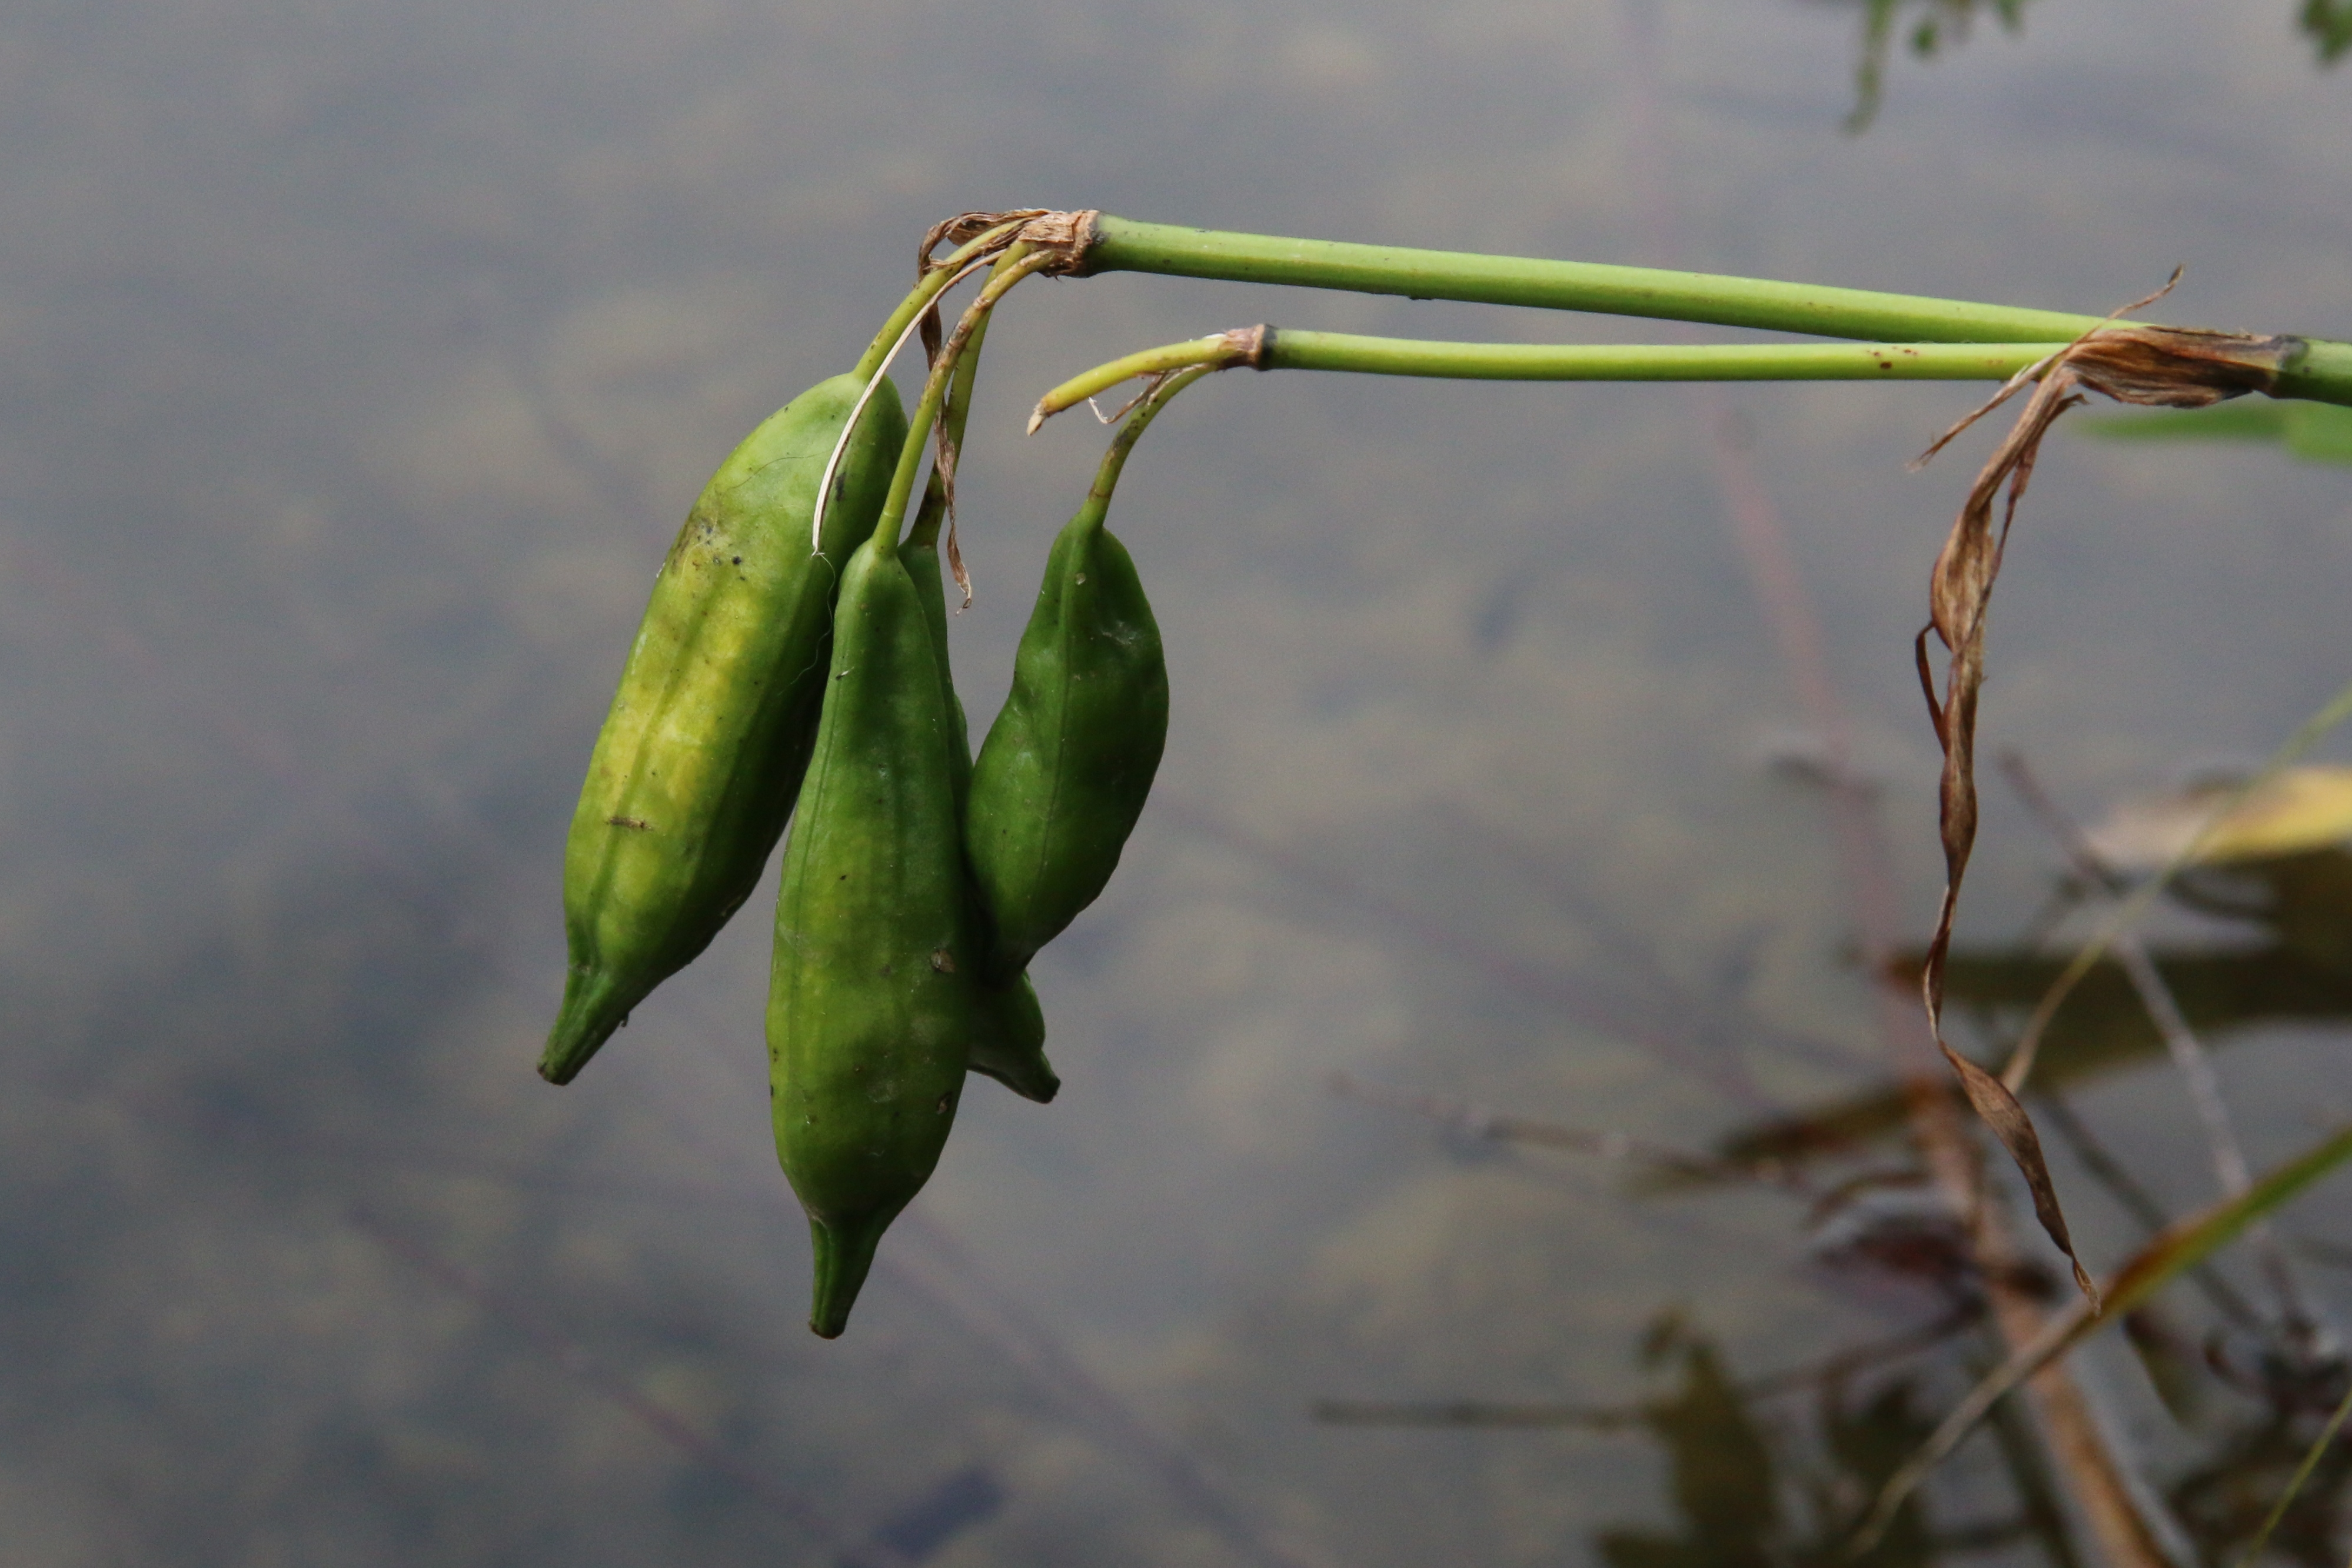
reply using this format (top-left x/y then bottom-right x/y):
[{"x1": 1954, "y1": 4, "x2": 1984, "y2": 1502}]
[{"x1": 5, "y1": 1, "x2": 2352, "y2": 1562}]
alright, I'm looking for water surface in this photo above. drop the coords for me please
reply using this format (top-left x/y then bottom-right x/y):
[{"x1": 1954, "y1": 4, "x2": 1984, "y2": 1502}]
[{"x1": 4, "y1": 1, "x2": 2352, "y2": 1562}]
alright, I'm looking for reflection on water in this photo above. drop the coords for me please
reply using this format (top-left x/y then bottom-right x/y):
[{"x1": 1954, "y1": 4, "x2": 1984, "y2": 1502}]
[
  {"x1": 1828, "y1": 0, "x2": 2030, "y2": 131},
  {"x1": 1724, "y1": 836, "x2": 2352, "y2": 1168},
  {"x1": 1596, "y1": 1301, "x2": 2352, "y2": 1566},
  {"x1": 1330, "y1": 828, "x2": 2352, "y2": 1564},
  {"x1": 1674, "y1": 818, "x2": 2352, "y2": 1563},
  {"x1": 1825, "y1": 0, "x2": 2350, "y2": 128},
  {"x1": 1324, "y1": 1310, "x2": 1972, "y2": 1566},
  {"x1": 2316, "y1": 4, "x2": 2352, "y2": 62}
]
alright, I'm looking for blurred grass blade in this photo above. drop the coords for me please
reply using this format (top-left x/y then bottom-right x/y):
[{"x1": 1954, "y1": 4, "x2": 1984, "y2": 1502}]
[
  {"x1": 2229, "y1": 1377, "x2": 2352, "y2": 1568},
  {"x1": 2077, "y1": 401, "x2": 2352, "y2": 465},
  {"x1": 2077, "y1": 404, "x2": 2290, "y2": 443},
  {"x1": 1853, "y1": 1120, "x2": 2352, "y2": 1552}
]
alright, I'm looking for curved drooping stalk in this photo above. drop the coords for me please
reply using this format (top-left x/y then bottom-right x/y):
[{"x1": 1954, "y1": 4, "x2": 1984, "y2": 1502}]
[
  {"x1": 867, "y1": 247, "x2": 1062, "y2": 554},
  {"x1": 852, "y1": 212, "x2": 1036, "y2": 382}
]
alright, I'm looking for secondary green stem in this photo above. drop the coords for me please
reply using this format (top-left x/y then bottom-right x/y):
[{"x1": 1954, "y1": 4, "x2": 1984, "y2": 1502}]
[
  {"x1": 906, "y1": 252, "x2": 1012, "y2": 553},
  {"x1": 872, "y1": 247, "x2": 1057, "y2": 553},
  {"x1": 1073, "y1": 365, "x2": 1216, "y2": 533},
  {"x1": 1032, "y1": 331, "x2": 2072, "y2": 427},
  {"x1": 853, "y1": 216, "x2": 1033, "y2": 382},
  {"x1": 1074, "y1": 217, "x2": 2352, "y2": 407}
]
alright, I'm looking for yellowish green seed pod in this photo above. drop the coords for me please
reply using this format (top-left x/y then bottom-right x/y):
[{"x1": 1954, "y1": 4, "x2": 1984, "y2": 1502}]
[{"x1": 541, "y1": 375, "x2": 907, "y2": 1086}]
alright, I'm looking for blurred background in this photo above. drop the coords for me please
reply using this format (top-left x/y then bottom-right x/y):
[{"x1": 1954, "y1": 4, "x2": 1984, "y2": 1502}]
[{"x1": 6, "y1": 1, "x2": 2352, "y2": 1562}]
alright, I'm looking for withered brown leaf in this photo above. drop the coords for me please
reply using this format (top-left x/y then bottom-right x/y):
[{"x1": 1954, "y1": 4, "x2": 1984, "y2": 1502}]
[{"x1": 1911, "y1": 299, "x2": 2297, "y2": 1309}]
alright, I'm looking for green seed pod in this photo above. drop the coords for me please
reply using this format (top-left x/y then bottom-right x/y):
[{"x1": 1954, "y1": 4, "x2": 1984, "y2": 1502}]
[
  {"x1": 969, "y1": 969, "x2": 1056, "y2": 1102},
  {"x1": 902, "y1": 521, "x2": 975, "y2": 813},
  {"x1": 769, "y1": 533, "x2": 980, "y2": 1339},
  {"x1": 904, "y1": 518, "x2": 1062, "y2": 1104},
  {"x1": 540, "y1": 375, "x2": 908, "y2": 1086},
  {"x1": 966, "y1": 502, "x2": 1169, "y2": 979}
]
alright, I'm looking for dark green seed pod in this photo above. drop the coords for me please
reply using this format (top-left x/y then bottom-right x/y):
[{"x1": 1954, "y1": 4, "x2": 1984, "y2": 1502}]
[
  {"x1": 967, "y1": 969, "x2": 1056, "y2": 1103},
  {"x1": 904, "y1": 505, "x2": 1060, "y2": 1104},
  {"x1": 966, "y1": 504, "x2": 1168, "y2": 980},
  {"x1": 541, "y1": 376, "x2": 907, "y2": 1086},
  {"x1": 769, "y1": 534, "x2": 980, "y2": 1339}
]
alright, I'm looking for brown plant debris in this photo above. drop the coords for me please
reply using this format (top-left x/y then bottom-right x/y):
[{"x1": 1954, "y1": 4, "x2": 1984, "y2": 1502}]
[
  {"x1": 906, "y1": 217, "x2": 1091, "y2": 605},
  {"x1": 917, "y1": 209, "x2": 1050, "y2": 276},
  {"x1": 929, "y1": 247, "x2": 1060, "y2": 605},
  {"x1": 1012, "y1": 208, "x2": 1102, "y2": 272},
  {"x1": 1911, "y1": 287, "x2": 2298, "y2": 1313},
  {"x1": 919, "y1": 208, "x2": 1099, "y2": 278}
]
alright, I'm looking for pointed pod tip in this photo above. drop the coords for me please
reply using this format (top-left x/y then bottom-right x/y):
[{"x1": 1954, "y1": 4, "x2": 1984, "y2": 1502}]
[
  {"x1": 807, "y1": 1212, "x2": 892, "y2": 1339},
  {"x1": 972, "y1": 1060, "x2": 1060, "y2": 1104},
  {"x1": 1025, "y1": 406, "x2": 1046, "y2": 436},
  {"x1": 539, "y1": 970, "x2": 630, "y2": 1086}
]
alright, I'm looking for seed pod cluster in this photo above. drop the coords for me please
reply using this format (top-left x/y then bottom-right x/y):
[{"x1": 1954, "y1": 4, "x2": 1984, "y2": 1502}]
[
  {"x1": 542, "y1": 258, "x2": 1176, "y2": 1338},
  {"x1": 759, "y1": 471, "x2": 1163, "y2": 1333}
]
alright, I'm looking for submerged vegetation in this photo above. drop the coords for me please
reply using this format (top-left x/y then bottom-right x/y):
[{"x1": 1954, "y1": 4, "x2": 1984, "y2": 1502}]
[
  {"x1": 1324, "y1": 767, "x2": 2352, "y2": 1566},
  {"x1": 1825, "y1": 0, "x2": 2351, "y2": 128}
]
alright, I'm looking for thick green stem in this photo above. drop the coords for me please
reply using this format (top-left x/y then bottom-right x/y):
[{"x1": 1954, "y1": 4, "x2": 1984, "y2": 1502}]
[
  {"x1": 1032, "y1": 333, "x2": 2070, "y2": 427},
  {"x1": 871, "y1": 248, "x2": 1056, "y2": 553},
  {"x1": 853, "y1": 217, "x2": 1032, "y2": 382},
  {"x1": 1076, "y1": 217, "x2": 2352, "y2": 408},
  {"x1": 1081, "y1": 215, "x2": 2108, "y2": 344},
  {"x1": 2274, "y1": 337, "x2": 2352, "y2": 406}
]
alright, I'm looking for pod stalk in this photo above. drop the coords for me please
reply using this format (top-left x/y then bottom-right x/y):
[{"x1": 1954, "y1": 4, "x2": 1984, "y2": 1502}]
[
  {"x1": 871, "y1": 247, "x2": 1060, "y2": 554},
  {"x1": 1075, "y1": 363, "x2": 1217, "y2": 528},
  {"x1": 853, "y1": 214, "x2": 1034, "y2": 382}
]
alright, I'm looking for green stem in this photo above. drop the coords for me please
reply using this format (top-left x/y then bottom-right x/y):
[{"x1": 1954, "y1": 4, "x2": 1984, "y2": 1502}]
[
  {"x1": 906, "y1": 252, "x2": 1014, "y2": 552},
  {"x1": 852, "y1": 216, "x2": 1033, "y2": 382},
  {"x1": 871, "y1": 247, "x2": 1056, "y2": 553},
  {"x1": 1082, "y1": 215, "x2": 2109, "y2": 343},
  {"x1": 1271, "y1": 332, "x2": 2065, "y2": 383},
  {"x1": 2274, "y1": 335, "x2": 2352, "y2": 405},
  {"x1": 1077, "y1": 217, "x2": 2352, "y2": 407},
  {"x1": 1032, "y1": 332, "x2": 2070, "y2": 427},
  {"x1": 1073, "y1": 365, "x2": 1216, "y2": 533}
]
